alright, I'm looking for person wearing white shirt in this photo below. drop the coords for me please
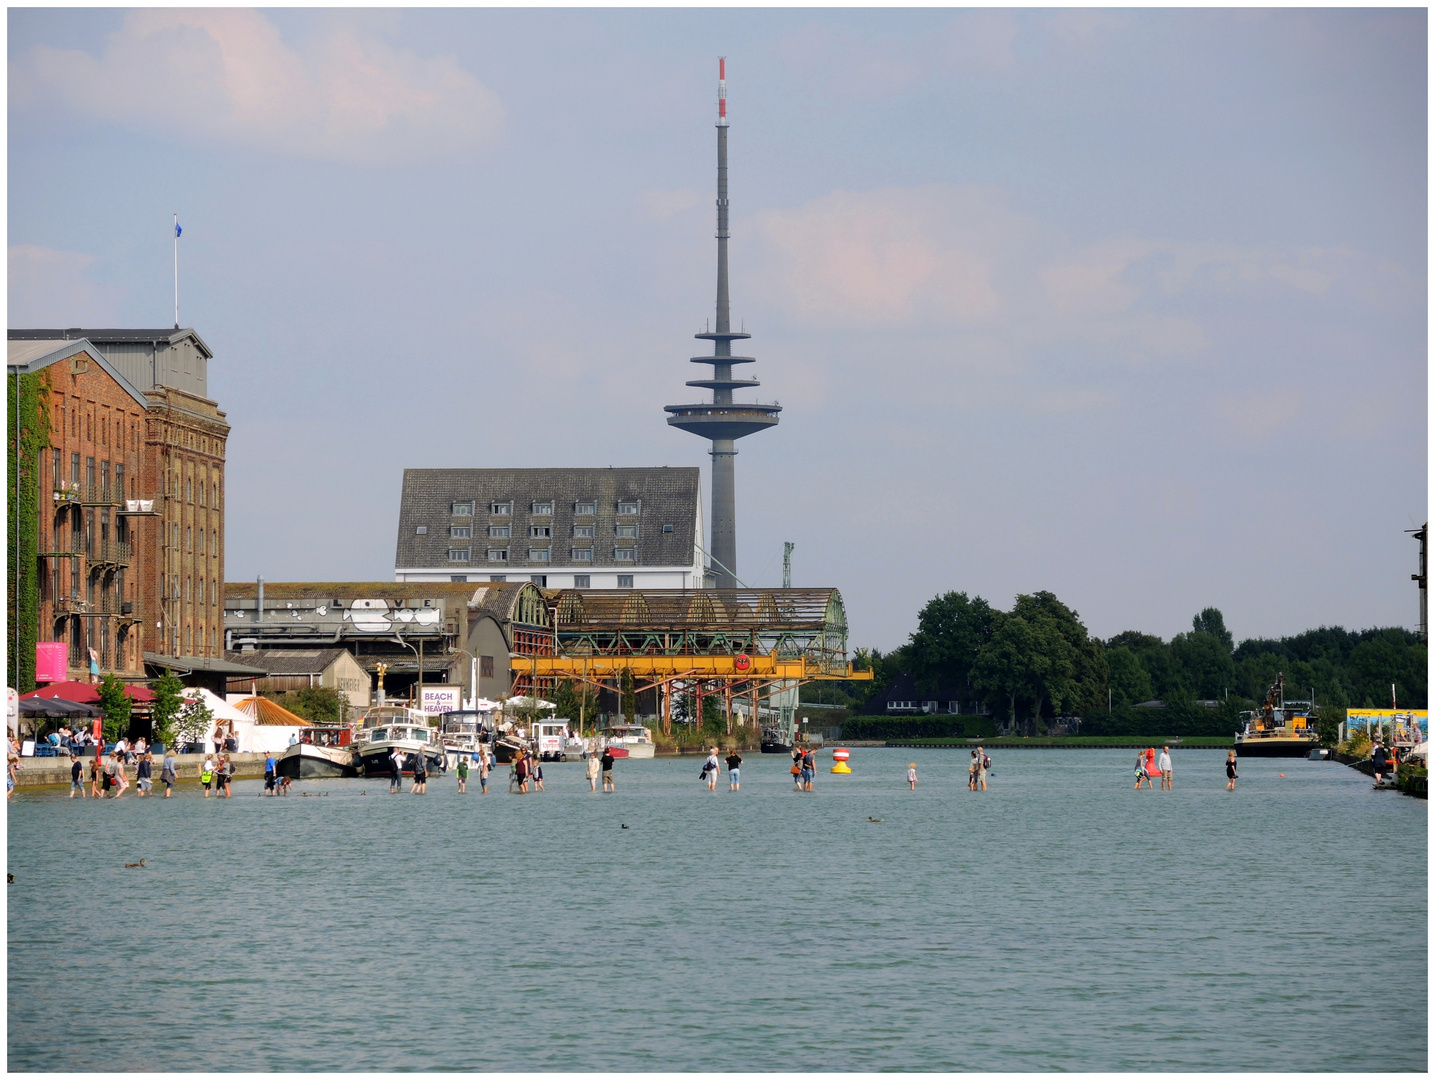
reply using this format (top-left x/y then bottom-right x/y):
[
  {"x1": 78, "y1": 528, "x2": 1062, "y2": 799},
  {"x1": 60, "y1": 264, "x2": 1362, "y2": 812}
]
[{"x1": 1157, "y1": 746, "x2": 1173, "y2": 790}]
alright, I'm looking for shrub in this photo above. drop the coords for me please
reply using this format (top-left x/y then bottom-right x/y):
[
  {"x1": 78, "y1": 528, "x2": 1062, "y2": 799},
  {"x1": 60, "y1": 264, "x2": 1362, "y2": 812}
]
[{"x1": 842, "y1": 715, "x2": 996, "y2": 741}]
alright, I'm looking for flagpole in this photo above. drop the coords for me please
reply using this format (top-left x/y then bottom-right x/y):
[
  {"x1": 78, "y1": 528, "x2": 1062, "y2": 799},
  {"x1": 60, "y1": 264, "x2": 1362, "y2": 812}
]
[{"x1": 173, "y1": 214, "x2": 179, "y2": 329}]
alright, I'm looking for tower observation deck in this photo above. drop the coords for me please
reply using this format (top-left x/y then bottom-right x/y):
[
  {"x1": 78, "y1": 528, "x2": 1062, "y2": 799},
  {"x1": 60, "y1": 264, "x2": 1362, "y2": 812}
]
[{"x1": 665, "y1": 58, "x2": 780, "y2": 590}]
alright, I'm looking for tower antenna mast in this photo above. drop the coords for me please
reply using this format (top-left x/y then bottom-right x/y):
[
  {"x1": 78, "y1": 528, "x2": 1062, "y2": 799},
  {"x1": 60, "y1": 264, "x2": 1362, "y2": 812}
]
[{"x1": 665, "y1": 58, "x2": 781, "y2": 589}]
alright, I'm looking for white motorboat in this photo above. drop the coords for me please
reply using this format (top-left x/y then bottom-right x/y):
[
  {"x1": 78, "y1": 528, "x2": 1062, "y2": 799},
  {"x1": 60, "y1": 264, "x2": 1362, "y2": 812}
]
[
  {"x1": 355, "y1": 705, "x2": 445, "y2": 776},
  {"x1": 277, "y1": 725, "x2": 357, "y2": 779},
  {"x1": 602, "y1": 724, "x2": 656, "y2": 759},
  {"x1": 438, "y1": 710, "x2": 493, "y2": 770}
]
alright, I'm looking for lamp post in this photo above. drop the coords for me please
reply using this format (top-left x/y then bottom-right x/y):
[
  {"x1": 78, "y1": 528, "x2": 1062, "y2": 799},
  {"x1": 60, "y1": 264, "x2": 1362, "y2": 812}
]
[{"x1": 391, "y1": 636, "x2": 420, "y2": 708}]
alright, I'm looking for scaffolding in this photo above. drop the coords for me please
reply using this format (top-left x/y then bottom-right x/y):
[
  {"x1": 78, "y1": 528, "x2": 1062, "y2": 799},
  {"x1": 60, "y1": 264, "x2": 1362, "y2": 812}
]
[{"x1": 509, "y1": 588, "x2": 870, "y2": 735}]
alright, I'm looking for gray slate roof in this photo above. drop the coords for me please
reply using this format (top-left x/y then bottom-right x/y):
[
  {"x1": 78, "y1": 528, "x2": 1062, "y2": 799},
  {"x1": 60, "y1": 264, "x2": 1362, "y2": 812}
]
[
  {"x1": 395, "y1": 467, "x2": 699, "y2": 572},
  {"x1": 223, "y1": 648, "x2": 354, "y2": 676}
]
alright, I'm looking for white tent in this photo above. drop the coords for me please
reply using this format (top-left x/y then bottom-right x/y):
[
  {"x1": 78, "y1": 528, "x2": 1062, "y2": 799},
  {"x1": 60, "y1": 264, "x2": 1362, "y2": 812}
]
[{"x1": 186, "y1": 689, "x2": 304, "y2": 754}]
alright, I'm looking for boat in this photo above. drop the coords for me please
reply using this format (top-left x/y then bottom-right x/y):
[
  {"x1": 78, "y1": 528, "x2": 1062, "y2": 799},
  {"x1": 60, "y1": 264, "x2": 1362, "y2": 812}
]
[
  {"x1": 355, "y1": 705, "x2": 446, "y2": 776},
  {"x1": 276, "y1": 725, "x2": 357, "y2": 779},
  {"x1": 532, "y1": 719, "x2": 590, "y2": 761},
  {"x1": 760, "y1": 726, "x2": 793, "y2": 755},
  {"x1": 437, "y1": 710, "x2": 492, "y2": 770},
  {"x1": 602, "y1": 724, "x2": 655, "y2": 759},
  {"x1": 1235, "y1": 675, "x2": 1320, "y2": 757}
]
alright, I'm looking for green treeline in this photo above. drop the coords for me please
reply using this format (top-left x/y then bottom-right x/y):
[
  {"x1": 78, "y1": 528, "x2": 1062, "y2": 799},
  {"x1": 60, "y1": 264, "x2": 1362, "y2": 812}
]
[{"x1": 832, "y1": 590, "x2": 1426, "y2": 737}]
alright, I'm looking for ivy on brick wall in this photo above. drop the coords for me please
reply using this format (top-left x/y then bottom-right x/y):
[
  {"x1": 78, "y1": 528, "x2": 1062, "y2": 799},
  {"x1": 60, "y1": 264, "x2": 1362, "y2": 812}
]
[{"x1": 7, "y1": 371, "x2": 50, "y2": 693}]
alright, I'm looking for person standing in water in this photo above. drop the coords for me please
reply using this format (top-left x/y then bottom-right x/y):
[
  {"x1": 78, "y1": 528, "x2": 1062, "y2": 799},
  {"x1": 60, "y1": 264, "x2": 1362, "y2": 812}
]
[
  {"x1": 1225, "y1": 750, "x2": 1238, "y2": 791},
  {"x1": 411, "y1": 751, "x2": 428, "y2": 794},
  {"x1": 585, "y1": 750, "x2": 600, "y2": 792},
  {"x1": 725, "y1": 748, "x2": 743, "y2": 791},
  {"x1": 600, "y1": 748, "x2": 616, "y2": 792},
  {"x1": 907, "y1": 763, "x2": 918, "y2": 791},
  {"x1": 974, "y1": 747, "x2": 988, "y2": 792},
  {"x1": 1134, "y1": 751, "x2": 1152, "y2": 790},
  {"x1": 1158, "y1": 745, "x2": 1173, "y2": 791},
  {"x1": 478, "y1": 752, "x2": 491, "y2": 794},
  {"x1": 456, "y1": 752, "x2": 469, "y2": 793},
  {"x1": 703, "y1": 747, "x2": 720, "y2": 792},
  {"x1": 388, "y1": 747, "x2": 404, "y2": 794},
  {"x1": 968, "y1": 750, "x2": 979, "y2": 790},
  {"x1": 160, "y1": 748, "x2": 178, "y2": 797}
]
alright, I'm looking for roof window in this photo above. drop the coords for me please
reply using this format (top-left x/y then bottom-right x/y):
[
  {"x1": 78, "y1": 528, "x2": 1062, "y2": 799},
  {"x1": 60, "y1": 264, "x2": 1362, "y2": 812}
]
[{"x1": 452, "y1": 502, "x2": 473, "y2": 516}]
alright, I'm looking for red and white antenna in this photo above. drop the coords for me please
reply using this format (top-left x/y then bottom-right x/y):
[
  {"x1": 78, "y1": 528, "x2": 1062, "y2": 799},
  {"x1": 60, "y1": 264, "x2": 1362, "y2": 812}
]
[{"x1": 717, "y1": 56, "x2": 728, "y2": 127}]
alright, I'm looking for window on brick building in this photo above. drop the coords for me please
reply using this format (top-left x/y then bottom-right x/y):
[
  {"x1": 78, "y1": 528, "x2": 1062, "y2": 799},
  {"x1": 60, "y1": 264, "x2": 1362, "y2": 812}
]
[
  {"x1": 101, "y1": 461, "x2": 110, "y2": 500},
  {"x1": 115, "y1": 464, "x2": 124, "y2": 503},
  {"x1": 186, "y1": 478, "x2": 192, "y2": 503},
  {"x1": 198, "y1": 529, "x2": 204, "y2": 554},
  {"x1": 199, "y1": 481, "x2": 205, "y2": 505},
  {"x1": 52, "y1": 449, "x2": 60, "y2": 491},
  {"x1": 186, "y1": 526, "x2": 192, "y2": 552},
  {"x1": 70, "y1": 453, "x2": 80, "y2": 486}
]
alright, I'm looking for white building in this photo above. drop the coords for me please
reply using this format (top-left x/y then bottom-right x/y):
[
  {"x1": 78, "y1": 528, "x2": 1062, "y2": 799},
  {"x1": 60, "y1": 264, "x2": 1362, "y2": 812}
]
[{"x1": 394, "y1": 467, "x2": 706, "y2": 590}]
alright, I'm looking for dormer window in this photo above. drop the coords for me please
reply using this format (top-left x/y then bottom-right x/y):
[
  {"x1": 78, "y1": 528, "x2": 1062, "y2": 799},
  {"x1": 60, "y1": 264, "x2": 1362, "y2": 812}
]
[
  {"x1": 532, "y1": 501, "x2": 554, "y2": 516},
  {"x1": 617, "y1": 500, "x2": 640, "y2": 515},
  {"x1": 452, "y1": 501, "x2": 473, "y2": 517},
  {"x1": 490, "y1": 501, "x2": 512, "y2": 516},
  {"x1": 574, "y1": 501, "x2": 596, "y2": 516}
]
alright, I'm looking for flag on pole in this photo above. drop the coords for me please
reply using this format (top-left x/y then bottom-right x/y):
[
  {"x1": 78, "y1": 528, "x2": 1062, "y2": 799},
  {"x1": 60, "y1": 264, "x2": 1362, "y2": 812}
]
[{"x1": 175, "y1": 220, "x2": 182, "y2": 238}]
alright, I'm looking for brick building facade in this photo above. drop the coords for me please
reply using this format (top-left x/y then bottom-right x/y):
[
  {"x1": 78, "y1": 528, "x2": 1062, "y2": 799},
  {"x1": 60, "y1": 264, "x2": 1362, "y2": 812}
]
[{"x1": 8, "y1": 330, "x2": 228, "y2": 684}]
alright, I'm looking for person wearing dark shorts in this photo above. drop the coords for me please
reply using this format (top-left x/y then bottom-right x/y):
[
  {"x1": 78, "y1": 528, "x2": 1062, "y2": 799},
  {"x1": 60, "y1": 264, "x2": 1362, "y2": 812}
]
[
  {"x1": 600, "y1": 749, "x2": 615, "y2": 792},
  {"x1": 411, "y1": 752, "x2": 428, "y2": 795},
  {"x1": 1225, "y1": 751, "x2": 1238, "y2": 791},
  {"x1": 69, "y1": 754, "x2": 84, "y2": 798},
  {"x1": 263, "y1": 753, "x2": 277, "y2": 795}
]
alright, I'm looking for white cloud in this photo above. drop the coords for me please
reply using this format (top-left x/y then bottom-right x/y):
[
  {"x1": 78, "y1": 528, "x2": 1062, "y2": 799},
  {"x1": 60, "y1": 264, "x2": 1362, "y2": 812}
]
[
  {"x1": 8, "y1": 246, "x2": 127, "y2": 326},
  {"x1": 10, "y1": 10, "x2": 503, "y2": 164},
  {"x1": 740, "y1": 182, "x2": 1410, "y2": 381},
  {"x1": 639, "y1": 187, "x2": 705, "y2": 222}
]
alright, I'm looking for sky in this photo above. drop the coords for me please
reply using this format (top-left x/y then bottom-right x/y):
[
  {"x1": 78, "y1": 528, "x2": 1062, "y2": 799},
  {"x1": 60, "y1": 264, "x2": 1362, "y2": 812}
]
[{"x1": 8, "y1": 8, "x2": 1428, "y2": 652}]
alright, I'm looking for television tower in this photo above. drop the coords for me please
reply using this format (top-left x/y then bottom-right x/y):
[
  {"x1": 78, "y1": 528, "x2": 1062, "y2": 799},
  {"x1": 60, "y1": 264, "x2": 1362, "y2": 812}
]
[{"x1": 665, "y1": 58, "x2": 781, "y2": 589}]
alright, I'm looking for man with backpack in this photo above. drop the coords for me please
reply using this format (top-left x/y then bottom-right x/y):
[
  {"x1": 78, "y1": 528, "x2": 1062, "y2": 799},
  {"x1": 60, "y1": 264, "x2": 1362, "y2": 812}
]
[{"x1": 974, "y1": 746, "x2": 989, "y2": 791}]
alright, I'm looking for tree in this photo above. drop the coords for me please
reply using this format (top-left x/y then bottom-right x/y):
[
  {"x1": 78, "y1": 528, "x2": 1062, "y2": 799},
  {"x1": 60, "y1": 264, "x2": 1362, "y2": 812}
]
[
  {"x1": 1106, "y1": 646, "x2": 1154, "y2": 707},
  {"x1": 550, "y1": 678, "x2": 598, "y2": 731},
  {"x1": 1010, "y1": 592, "x2": 1107, "y2": 715},
  {"x1": 173, "y1": 697, "x2": 213, "y2": 751},
  {"x1": 1169, "y1": 630, "x2": 1235, "y2": 699},
  {"x1": 1192, "y1": 607, "x2": 1235, "y2": 652},
  {"x1": 270, "y1": 687, "x2": 346, "y2": 725},
  {"x1": 96, "y1": 673, "x2": 132, "y2": 743},
  {"x1": 149, "y1": 670, "x2": 186, "y2": 748},
  {"x1": 906, "y1": 591, "x2": 996, "y2": 693},
  {"x1": 971, "y1": 613, "x2": 1042, "y2": 733}
]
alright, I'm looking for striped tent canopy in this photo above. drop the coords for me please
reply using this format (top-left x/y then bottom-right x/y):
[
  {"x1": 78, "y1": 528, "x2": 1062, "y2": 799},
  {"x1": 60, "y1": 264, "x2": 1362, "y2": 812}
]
[{"x1": 232, "y1": 696, "x2": 311, "y2": 726}]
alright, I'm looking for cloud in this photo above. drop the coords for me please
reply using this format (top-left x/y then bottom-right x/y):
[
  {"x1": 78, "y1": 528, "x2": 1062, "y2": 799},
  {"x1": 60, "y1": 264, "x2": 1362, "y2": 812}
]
[
  {"x1": 10, "y1": 10, "x2": 503, "y2": 164},
  {"x1": 747, "y1": 185, "x2": 1017, "y2": 327},
  {"x1": 1216, "y1": 389, "x2": 1302, "y2": 439},
  {"x1": 8, "y1": 246, "x2": 127, "y2": 326},
  {"x1": 640, "y1": 187, "x2": 706, "y2": 222},
  {"x1": 740, "y1": 182, "x2": 1412, "y2": 373}
]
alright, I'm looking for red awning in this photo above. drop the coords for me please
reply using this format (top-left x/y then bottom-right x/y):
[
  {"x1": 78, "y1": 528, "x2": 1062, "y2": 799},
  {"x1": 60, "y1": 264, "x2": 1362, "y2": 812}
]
[{"x1": 21, "y1": 680, "x2": 155, "y2": 704}]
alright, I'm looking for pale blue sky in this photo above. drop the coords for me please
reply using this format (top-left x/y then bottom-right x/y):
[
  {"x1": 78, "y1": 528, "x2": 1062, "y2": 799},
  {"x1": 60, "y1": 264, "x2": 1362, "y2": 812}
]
[{"x1": 9, "y1": 8, "x2": 1427, "y2": 650}]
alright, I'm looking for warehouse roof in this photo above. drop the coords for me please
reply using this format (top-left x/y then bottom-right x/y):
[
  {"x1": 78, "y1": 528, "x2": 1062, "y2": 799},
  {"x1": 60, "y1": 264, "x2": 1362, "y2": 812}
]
[{"x1": 9, "y1": 327, "x2": 213, "y2": 358}]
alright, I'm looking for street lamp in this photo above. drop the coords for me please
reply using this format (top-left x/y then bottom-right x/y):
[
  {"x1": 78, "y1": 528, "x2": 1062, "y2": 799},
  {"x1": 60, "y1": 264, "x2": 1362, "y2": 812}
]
[{"x1": 390, "y1": 636, "x2": 421, "y2": 707}]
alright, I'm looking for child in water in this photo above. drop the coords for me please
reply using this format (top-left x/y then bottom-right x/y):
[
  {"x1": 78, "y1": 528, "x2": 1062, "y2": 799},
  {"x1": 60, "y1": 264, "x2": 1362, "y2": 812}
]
[{"x1": 907, "y1": 763, "x2": 917, "y2": 790}]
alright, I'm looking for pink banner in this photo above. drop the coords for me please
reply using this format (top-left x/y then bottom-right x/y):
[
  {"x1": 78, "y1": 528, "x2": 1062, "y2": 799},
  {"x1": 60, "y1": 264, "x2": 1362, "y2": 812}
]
[{"x1": 35, "y1": 642, "x2": 67, "y2": 684}]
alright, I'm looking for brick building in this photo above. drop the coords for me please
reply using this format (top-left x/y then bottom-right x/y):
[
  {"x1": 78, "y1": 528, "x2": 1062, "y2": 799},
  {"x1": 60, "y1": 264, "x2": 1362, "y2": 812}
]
[{"x1": 7, "y1": 329, "x2": 229, "y2": 686}]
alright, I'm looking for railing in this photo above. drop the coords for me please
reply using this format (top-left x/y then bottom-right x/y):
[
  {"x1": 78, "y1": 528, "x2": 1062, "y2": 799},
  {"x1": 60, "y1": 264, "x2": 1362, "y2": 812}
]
[
  {"x1": 80, "y1": 484, "x2": 121, "y2": 506},
  {"x1": 89, "y1": 539, "x2": 132, "y2": 568}
]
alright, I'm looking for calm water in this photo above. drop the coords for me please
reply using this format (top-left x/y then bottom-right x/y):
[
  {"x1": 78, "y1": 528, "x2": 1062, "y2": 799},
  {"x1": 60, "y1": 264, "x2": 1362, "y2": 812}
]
[{"x1": 7, "y1": 748, "x2": 1426, "y2": 1071}]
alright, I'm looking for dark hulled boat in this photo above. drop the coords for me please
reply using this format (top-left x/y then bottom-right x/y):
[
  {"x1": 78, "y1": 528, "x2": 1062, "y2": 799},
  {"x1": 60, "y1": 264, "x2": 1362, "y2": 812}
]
[{"x1": 1235, "y1": 674, "x2": 1320, "y2": 757}]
